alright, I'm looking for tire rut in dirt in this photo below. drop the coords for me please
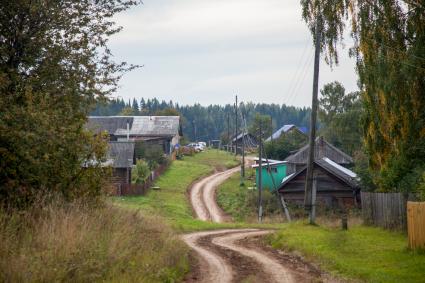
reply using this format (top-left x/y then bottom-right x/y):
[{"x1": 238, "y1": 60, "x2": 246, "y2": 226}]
[{"x1": 197, "y1": 231, "x2": 273, "y2": 283}]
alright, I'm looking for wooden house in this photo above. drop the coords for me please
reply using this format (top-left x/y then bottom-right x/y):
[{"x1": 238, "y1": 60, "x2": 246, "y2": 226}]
[
  {"x1": 86, "y1": 116, "x2": 181, "y2": 155},
  {"x1": 284, "y1": 136, "x2": 353, "y2": 172},
  {"x1": 232, "y1": 132, "x2": 258, "y2": 148},
  {"x1": 278, "y1": 157, "x2": 360, "y2": 208}
]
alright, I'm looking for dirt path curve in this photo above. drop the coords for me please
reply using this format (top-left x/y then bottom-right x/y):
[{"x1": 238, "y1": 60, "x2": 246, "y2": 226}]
[
  {"x1": 182, "y1": 229, "x2": 255, "y2": 283},
  {"x1": 185, "y1": 158, "x2": 322, "y2": 282},
  {"x1": 190, "y1": 166, "x2": 240, "y2": 222},
  {"x1": 212, "y1": 230, "x2": 293, "y2": 283}
]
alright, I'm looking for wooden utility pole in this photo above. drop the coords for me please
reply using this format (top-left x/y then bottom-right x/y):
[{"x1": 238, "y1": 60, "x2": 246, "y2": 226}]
[
  {"x1": 227, "y1": 112, "x2": 230, "y2": 152},
  {"x1": 234, "y1": 95, "x2": 238, "y2": 156},
  {"x1": 258, "y1": 121, "x2": 263, "y2": 223},
  {"x1": 304, "y1": 17, "x2": 321, "y2": 225},
  {"x1": 193, "y1": 119, "x2": 197, "y2": 142},
  {"x1": 241, "y1": 110, "x2": 245, "y2": 181},
  {"x1": 270, "y1": 116, "x2": 273, "y2": 143}
]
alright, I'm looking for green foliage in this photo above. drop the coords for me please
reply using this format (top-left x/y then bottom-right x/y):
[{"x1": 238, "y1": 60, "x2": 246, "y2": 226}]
[
  {"x1": 417, "y1": 172, "x2": 425, "y2": 201},
  {"x1": 217, "y1": 172, "x2": 281, "y2": 222},
  {"x1": 269, "y1": 222, "x2": 425, "y2": 282},
  {"x1": 318, "y1": 81, "x2": 363, "y2": 156},
  {"x1": 301, "y1": 1, "x2": 425, "y2": 192},
  {"x1": 264, "y1": 130, "x2": 307, "y2": 160},
  {"x1": 119, "y1": 106, "x2": 137, "y2": 116},
  {"x1": 135, "y1": 142, "x2": 168, "y2": 170},
  {"x1": 132, "y1": 160, "x2": 150, "y2": 185},
  {"x1": 0, "y1": 0, "x2": 139, "y2": 207},
  {"x1": 115, "y1": 150, "x2": 242, "y2": 232},
  {"x1": 155, "y1": 107, "x2": 180, "y2": 116},
  {"x1": 249, "y1": 113, "x2": 272, "y2": 141}
]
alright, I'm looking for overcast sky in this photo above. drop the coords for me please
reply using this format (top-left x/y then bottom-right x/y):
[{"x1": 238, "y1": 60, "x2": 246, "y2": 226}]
[{"x1": 109, "y1": 0, "x2": 358, "y2": 107}]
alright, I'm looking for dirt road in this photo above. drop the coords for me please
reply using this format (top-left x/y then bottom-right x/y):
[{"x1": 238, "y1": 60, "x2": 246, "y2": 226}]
[
  {"x1": 185, "y1": 165, "x2": 326, "y2": 282},
  {"x1": 183, "y1": 229, "x2": 323, "y2": 283},
  {"x1": 189, "y1": 166, "x2": 240, "y2": 222}
]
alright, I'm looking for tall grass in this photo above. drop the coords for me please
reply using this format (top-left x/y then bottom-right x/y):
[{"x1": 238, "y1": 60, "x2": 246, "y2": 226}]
[{"x1": 0, "y1": 199, "x2": 188, "y2": 282}]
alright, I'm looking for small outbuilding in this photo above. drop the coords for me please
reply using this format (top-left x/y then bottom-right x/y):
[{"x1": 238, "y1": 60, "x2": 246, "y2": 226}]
[
  {"x1": 107, "y1": 141, "x2": 135, "y2": 188},
  {"x1": 252, "y1": 159, "x2": 288, "y2": 192},
  {"x1": 278, "y1": 157, "x2": 360, "y2": 208}
]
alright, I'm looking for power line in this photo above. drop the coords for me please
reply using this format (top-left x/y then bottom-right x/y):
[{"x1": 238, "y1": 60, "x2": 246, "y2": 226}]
[{"x1": 287, "y1": 47, "x2": 315, "y2": 105}]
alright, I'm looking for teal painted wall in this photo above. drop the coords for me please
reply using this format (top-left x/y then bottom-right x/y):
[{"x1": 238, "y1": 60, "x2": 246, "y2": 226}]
[{"x1": 255, "y1": 164, "x2": 287, "y2": 191}]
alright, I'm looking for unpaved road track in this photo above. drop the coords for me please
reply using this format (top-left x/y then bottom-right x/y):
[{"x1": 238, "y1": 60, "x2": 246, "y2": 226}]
[
  {"x1": 184, "y1": 165, "x2": 325, "y2": 282},
  {"x1": 183, "y1": 229, "x2": 323, "y2": 283},
  {"x1": 189, "y1": 166, "x2": 240, "y2": 222}
]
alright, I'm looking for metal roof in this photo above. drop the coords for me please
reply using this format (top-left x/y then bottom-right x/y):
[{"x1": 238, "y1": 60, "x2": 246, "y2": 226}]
[
  {"x1": 87, "y1": 116, "x2": 180, "y2": 137},
  {"x1": 86, "y1": 117, "x2": 133, "y2": 135},
  {"x1": 278, "y1": 157, "x2": 359, "y2": 190},
  {"x1": 231, "y1": 132, "x2": 255, "y2": 142},
  {"x1": 284, "y1": 136, "x2": 353, "y2": 164},
  {"x1": 265, "y1": 125, "x2": 306, "y2": 142}
]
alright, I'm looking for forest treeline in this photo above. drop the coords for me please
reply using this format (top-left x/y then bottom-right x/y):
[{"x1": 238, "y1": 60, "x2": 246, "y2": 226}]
[{"x1": 91, "y1": 98, "x2": 312, "y2": 142}]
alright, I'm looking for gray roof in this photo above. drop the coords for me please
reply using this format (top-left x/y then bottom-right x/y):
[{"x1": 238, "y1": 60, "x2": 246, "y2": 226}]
[
  {"x1": 284, "y1": 136, "x2": 353, "y2": 164},
  {"x1": 265, "y1": 125, "x2": 306, "y2": 142},
  {"x1": 108, "y1": 141, "x2": 135, "y2": 168},
  {"x1": 87, "y1": 116, "x2": 179, "y2": 137},
  {"x1": 231, "y1": 132, "x2": 256, "y2": 142},
  {"x1": 278, "y1": 157, "x2": 359, "y2": 190}
]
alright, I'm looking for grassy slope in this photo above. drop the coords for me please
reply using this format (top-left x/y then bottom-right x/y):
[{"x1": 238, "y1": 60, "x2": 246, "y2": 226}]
[
  {"x1": 114, "y1": 149, "x2": 245, "y2": 232},
  {"x1": 216, "y1": 171, "x2": 255, "y2": 222},
  {"x1": 268, "y1": 222, "x2": 425, "y2": 282}
]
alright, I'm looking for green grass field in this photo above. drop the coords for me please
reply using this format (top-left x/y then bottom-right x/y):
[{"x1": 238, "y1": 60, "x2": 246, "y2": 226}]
[
  {"x1": 114, "y1": 149, "x2": 246, "y2": 231},
  {"x1": 116, "y1": 149, "x2": 425, "y2": 282},
  {"x1": 268, "y1": 222, "x2": 425, "y2": 282}
]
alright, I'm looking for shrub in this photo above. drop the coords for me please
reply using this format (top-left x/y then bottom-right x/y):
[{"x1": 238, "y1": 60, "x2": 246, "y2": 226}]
[{"x1": 131, "y1": 159, "x2": 150, "y2": 185}]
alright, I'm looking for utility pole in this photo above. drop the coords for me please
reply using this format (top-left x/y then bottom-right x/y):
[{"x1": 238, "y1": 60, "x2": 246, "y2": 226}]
[
  {"x1": 241, "y1": 110, "x2": 245, "y2": 183},
  {"x1": 234, "y1": 95, "x2": 238, "y2": 156},
  {"x1": 258, "y1": 120, "x2": 263, "y2": 223},
  {"x1": 193, "y1": 119, "x2": 197, "y2": 142},
  {"x1": 304, "y1": 17, "x2": 321, "y2": 225},
  {"x1": 270, "y1": 116, "x2": 273, "y2": 143},
  {"x1": 227, "y1": 112, "x2": 230, "y2": 152}
]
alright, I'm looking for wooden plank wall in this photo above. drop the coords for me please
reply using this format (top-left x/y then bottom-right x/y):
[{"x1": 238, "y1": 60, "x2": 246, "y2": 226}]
[
  {"x1": 361, "y1": 192, "x2": 407, "y2": 230},
  {"x1": 407, "y1": 202, "x2": 425, "y2": 250}
]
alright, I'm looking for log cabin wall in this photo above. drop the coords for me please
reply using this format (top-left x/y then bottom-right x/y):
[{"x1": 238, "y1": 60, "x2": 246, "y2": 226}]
[{"x1": 280, "y1": 166, "x2": 356, "y2": 208}]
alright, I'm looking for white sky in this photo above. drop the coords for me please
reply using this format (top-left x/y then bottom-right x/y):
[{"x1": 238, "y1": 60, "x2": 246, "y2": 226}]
[{"x1": 109, "y1": 0, "x2": 358, "y2": 107}]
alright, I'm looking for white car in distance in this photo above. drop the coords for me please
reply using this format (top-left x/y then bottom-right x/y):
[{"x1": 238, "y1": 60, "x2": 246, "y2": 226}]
[{"x1": 188, "y1": 143, "x2": 204, "y2": 152}]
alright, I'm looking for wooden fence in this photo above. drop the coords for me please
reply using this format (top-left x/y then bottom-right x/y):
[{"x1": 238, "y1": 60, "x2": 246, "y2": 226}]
[
  {"x1": 113, "y1": 163, "x2": 169, "y2": 196},
  {"x1": 361, "y1": 192, "x2": 407, "y2": 230},
  {"x1": 407, "y1": 202, "x2": 425, "y2": 250}
]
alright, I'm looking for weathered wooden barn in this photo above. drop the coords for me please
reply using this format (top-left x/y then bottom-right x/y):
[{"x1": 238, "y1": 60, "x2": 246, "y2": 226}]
[
  {"x1": 284, "y1": 136, "x2": 353, "y2": 172},
  {"x1": 278, "y1": 157, "x2": 360, "y2": 208},
  {"x1": 107, "y1": 141, "x2": 135, "y2": 188},
  {"x1": 232, "y1": 132, "x2": 258, "y2": 148},
  {"x1": 86, "y1": 116, "x2": 181, "y2": 155}
]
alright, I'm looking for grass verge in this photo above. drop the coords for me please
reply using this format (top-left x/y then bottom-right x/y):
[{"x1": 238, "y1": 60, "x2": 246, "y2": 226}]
[
  {"x1": 216, "y1": 170, "x2": 284, "y2": 223},
  {"x1": 0, "y1": 200, "x2": 188, "y2": 282},
  {"x1": 268, "y1": 222, "x2": 425, "y2": 282},
  {"x1": 114, "y1": 149, "x2": 244, "y2": 232}
]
